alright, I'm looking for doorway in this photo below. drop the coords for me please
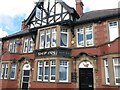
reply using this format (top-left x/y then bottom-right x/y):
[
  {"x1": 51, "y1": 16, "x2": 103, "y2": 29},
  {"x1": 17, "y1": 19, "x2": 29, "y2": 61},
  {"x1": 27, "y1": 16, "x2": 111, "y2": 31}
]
[
  {"x1": 79, "y1": 61, "x2": 94, "y2": 90},
  {"x1": 21, "y1": 64, "x2": 30, "y2": 90},
  {"x1": 79, "y1": 68, "x2": 93, "y2": 90}
]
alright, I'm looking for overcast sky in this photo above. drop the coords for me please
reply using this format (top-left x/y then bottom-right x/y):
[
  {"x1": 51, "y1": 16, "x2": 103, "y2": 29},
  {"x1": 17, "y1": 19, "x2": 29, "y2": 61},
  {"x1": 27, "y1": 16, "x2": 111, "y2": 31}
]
[{"x1": 0, "y1": 0, "x2": 119, "y2": 38}]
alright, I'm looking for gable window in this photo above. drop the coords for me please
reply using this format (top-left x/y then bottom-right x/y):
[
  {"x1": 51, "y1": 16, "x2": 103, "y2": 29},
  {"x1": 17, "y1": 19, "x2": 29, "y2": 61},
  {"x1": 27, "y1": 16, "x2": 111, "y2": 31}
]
[
  {"x1": 10, "y1": 63, "x2": 16, "y2": 79},
  {"x1": 113, "y1": 58, "x2": 120, "y2": 85},
  {"x1": 44, "y1": 61, "x2": 49, "y2": 81},
  {"x1": 108, "y1": 21, "x2": 118, "y2": 41},
  {"x1": 50, "y1": 60, "x2": 56, "y2": 82},
  {"x1": 40, "y1": 31, "x2": 45, "y2": 49},
  {"x1": 37, "y1": 61, "x2": 43, "y2": 81},
  {"x1": 51, "y1": 29, "x2": 56, "y2": 47},
  {"x1": 28, "y1": 38, "x2": 33, "y2": 52},
  {"x1": 59, "y1": 60, "x2": 68, "y2": 82},
  {"x1": 104, "y1": 59, "x2": 110, "y2": 84},
  {"x1": 76, "y1": 28, "x2": 84, "y2": 47},
  {"x1": 23, "y1": 39, "x2": 28, "y2": 53},
  {"x1": 45, "y1": 30, "x2": 51, "y2": 48},
  {"x1": 85, "y1": 25, "x2": 94, "y2": 47},
  {"x1": 60, "y1": 29, "x2": 68, "y2": 47}
]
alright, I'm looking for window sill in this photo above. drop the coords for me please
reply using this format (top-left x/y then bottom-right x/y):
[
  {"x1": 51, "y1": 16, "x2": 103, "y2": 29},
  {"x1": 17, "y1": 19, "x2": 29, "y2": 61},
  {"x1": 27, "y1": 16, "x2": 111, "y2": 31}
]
[
  {"x1": 33, "y1": 80, "x2": 71, "y2": 84},
  {"x1": 102, "y1": 84, "x2": 120, "y2": 86}
]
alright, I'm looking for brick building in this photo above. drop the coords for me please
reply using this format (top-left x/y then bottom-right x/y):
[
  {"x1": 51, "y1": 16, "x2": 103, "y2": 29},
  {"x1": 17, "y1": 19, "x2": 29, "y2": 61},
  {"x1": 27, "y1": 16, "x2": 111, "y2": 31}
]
[{"x1": 0, "y1": 0, "x2": 120, "y2": 90}]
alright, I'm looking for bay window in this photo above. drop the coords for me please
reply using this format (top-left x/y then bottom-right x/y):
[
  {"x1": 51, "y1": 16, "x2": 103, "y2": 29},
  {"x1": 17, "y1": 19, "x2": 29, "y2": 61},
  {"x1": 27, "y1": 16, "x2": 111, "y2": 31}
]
[
  {"x1": 4, "y1": 64, "x2": 8, "y2": 79},
  {"x1": 113, "y1": 58, "x2": 120, "y2": 85},
  {"x1": 76, "y1": 28, "x2": 84, "y2": 47},
  {"x1": 104, "y1": 59, "x2": 110, "y2": 84},
  {"x1": 60, "y1": 29, "x2": 68, "y2": 47},
  {"x1": 59, "y1": 60, "x2": 68, "y2": 82},
  {"x1": 10, "y1": 63, "x2": 16, "y2": 79}
]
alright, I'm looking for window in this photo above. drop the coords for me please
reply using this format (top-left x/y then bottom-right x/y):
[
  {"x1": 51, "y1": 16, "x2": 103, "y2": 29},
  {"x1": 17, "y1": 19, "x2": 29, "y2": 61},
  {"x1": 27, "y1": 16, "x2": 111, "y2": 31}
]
[
  {"x1": 23, "y1": 38, "x2": 33, "y2": 53},
  {"x1": 85, "y1": 25, "x2": 94, "y2": 46},
  {"x1": 50, "y1": 60, "x2": 56, "y2": 82},
  {"x1": 104, "y1": 59, "x2": 110, "y2": 84},
  {"x1": 1, "y1": 64, "x2": 5, "y2": 79},
  {"x1": 4, "y1": 64, "x2": 8, "y2": 79},
  {"x1": 0, "y1": 64, "x2": 9, "y2": 79},
  {"x1": 10, "y1": 63, "x2": 16, "y2": 79},
  {"x1": 45, "y1": 30, "x2": 51, "y2": 48},
  {"x1": 37, "y1": 60, "x2": 69, "y2": 82},
  {"x1": 108, "y1": 21, "x2": 118, "y2": 41},
  {"x1": 113, "y1": 58, "x2": 120, "y2": 85},
  {"x1": 23, "y1": 39, "x2": 28, "y2": 53},
  {"x1": 13, "y1": 40, "x2": 16, "y2": 53},
  {"x1": 51, "y1": 29, "x2": 56, "y2": 47},
  {"x1": 60, "y1": 29, "x2": 68, "y2": 47},
  {"x1": 9, "y1": 42, "x2": 13, "y2": 52},
  {"x1": 1, "y1": 64, "x2": 8, "y2": 79},
  {"x1": 59, "y1": 60, "x2": 68, "y2": 82},
  {"x1": 28, "y1": 38, "x2": 33, "y2": 52},
  {"x1": 44, "y1": 61, "x2": 49, "y2": 81},
  {"x1": 37, "y1": 61, "x2": 43, "y2": 81},
  {"x1": 39, "y1": 28, "x2": 57, "y2": 49},
  {"x1": 76, "y1": 28, "x2": 84, "y2": 47},
  {"x1": 40, "y1": 31, "x2": 45, "y2": 49}
]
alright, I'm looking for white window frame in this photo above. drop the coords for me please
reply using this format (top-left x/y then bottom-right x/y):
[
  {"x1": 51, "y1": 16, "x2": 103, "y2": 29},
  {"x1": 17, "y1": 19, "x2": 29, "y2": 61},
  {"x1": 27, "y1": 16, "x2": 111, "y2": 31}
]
[
  {"x1": 104, "y1": 59, "x2": 110, "y2": 84},
  {"x1": 10, "y1": 63, "x2": 16, "y2": 79},
  {"x1": 9, "y1": 42, "x2": 13, "y2": 52},
  {"x1": 50, "y1": 60, "x2": 56, "y2": 82},
  {"x1": 23, "y1": 39, "x2": 28, "y2": 53},
  {"x1": 40, "y1": 31, "x2": 45, "y2": 49},
  {"x1": 76, "y1": 28, "x2": 84, "y2": 47},
  {"x1": 28, "y1": 38, "x2": 33, "y2": 53},
  {"x1": 51, "y1": 28, "x2": 56, "y2": 47},
  {"x1": 85, "y1": 25, "x2": 94, "y2": 47},
  {"x1": 113, "y1": 58, "x2": 120, "y2": 85},
  {"x1": 60, "y1": 28, "x2": 68, "y2": 47},
  {"x1": 37, "y1": 61, "x2": 43, "y2": 81},
  {"x1": 108, "y1": 21, "x2": 118, "y2": 41},
  {"x1": 4, "y1": 64, "x2": 8, "y2": 79},
  {"x1": 13, "y1": 40, "x2": 16, "y2": 53},
  {"x1": 43, "y1": 61, "x2": 49, "y2": 81},
  {"x1": 1, "y1": 64, "x2": 5, "y2": 79},
  {"x1": 45, "y1": 30, "x2": 51, "y2": 48},
  {"x1": 59, "y1": 60, "x2": 68, "y2": 82}
]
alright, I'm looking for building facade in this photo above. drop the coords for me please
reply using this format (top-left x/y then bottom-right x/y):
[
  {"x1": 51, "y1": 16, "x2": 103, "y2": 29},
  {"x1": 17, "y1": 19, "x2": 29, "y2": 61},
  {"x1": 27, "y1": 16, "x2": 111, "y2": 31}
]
[{"x1": 0, "y1": 0, "x2": 120, "y2": 90}]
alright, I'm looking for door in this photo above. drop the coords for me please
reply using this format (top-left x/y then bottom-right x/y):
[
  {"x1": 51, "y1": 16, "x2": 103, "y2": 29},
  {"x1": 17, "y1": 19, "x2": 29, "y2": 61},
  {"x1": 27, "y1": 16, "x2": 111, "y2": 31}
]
[
  {"x1": 79, "y1": 68, "x2": 93, "y2": 90},
  {"x1": 21, "y1": 64, "x2": 30, "y2": 90}
]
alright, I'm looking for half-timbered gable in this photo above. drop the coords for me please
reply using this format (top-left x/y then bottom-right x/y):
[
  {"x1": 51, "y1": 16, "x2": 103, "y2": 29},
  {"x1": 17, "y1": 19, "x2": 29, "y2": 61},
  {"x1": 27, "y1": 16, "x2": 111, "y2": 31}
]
[{"x1": 26, "y1": 0, "x2": 79, "y2": 29}]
